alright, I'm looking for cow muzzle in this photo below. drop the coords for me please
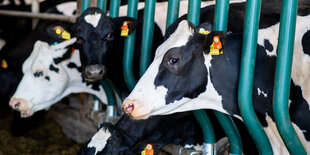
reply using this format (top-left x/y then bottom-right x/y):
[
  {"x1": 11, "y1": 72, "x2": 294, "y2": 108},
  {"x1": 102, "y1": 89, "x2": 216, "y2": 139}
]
[
  {"x1": 83, "y1": 65, "x2": 106, "y2": 83},
  {"x1": 9, "y1": 98, "x2": 33, "y2": 117},
  {"x1": 122, "y1": 98, "x2": 150, "y2": 119}
]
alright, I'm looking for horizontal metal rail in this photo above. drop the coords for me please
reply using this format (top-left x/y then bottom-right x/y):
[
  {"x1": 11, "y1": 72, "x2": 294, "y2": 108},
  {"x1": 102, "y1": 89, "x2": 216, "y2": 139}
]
[{"x1": 0, "y1": 10, "x2": 77, "y2": 23}]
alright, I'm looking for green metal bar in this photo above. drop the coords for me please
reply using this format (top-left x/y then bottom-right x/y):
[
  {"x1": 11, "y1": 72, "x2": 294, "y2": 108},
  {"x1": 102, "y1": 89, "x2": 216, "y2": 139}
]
[
  {"x1": 166, "y1": 0, "x2": 180, "y2": 29},
  {"x1": 193, "y1": 111, "x2": 215, "y2": 143},
  {"x1": 81, "y1": 0, "x2": 90, "y2": 12},
  {"x1": 187, "y1": 0, "x2": 201, "y2": 25},
  {"x1": 238, "y1": 0, "x2": 273, "y2": 154},
  {"x1": 109, "y1": 0, "x2": 120, "y2": 18},
  {"x1": 214, "y1": 0, "x2": 229, "y2": 32},
  {"x1": 213, "y1": 0, "x2": 243, "y2": 154},
  {"x1": 273, "y1": 0, "x2": 306, "y2": 154},
  {"x1": 139, "y1": 0, "x2": 156, "y2": 76},
  {"x1": 97, "y1": 0, "x2": 107, "y2": 12},
  {"x1": 123, "y1": 0, "x2": 138, "y2": 90},
  {"x1": 101, "y1": 80, "x2": 116, "y2": 106},
  {"x1": 187, "y1": 1, "x2": 215, "y2": 154}
]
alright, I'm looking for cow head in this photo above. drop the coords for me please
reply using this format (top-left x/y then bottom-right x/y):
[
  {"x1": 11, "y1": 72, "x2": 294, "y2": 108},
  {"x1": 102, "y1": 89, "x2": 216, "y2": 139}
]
[
  {"x1": 9, "y1": 38, "x2": 76, "y2": 117},
  {"x1": 74, "y1": 7, "x2": 138, "y2": 83},
  {"x1": 122, "y1": 20, "x2": 227, "y2": 119}
]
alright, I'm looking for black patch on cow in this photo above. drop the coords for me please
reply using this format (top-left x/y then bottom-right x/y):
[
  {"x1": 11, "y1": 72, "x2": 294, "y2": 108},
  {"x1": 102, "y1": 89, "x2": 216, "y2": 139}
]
[
  {"x1": 49, "y1": 64, "x2": 59, "y2": 73},
  {"x1": 45, "y1": 76, "x2": 50, "y2": 81},
  {"x1": 154, "y1": 36, "x2": 208, "y2": 104},
  {"x1": 33, "y1": 70, "x2": 43, "y2": 77},
  {"x1": 251, "y1": 43, "x2": 277, "y2": 127},
  {"x1": 289, "y1": 81, "x2": 310, "y2": 141},
  {"x1": 264, "y1": 39, "x2": 273, "y2": 52},
  {"x1": 302, "y1": 30, "x2": 310, "y2": 56},
  {"x1": 210, "y1": 33, "x2": 276, "y2": 127},
  {"x1": 67, "y1": 62, "x2": 83, "y2": 73},
  {"x1": 53, "y1": 48, "x2": 72, "y2": 64},
  {"x1": 209, "y1": 34, "x2": 243, "y2": 115}
]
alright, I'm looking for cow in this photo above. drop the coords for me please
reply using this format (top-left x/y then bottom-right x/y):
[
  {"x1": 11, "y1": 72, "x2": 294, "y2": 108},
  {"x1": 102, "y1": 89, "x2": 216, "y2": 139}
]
[
  {"x1": 8, "y1": 38, "x2": 109, "y2": 117},
  {"x1": 78, "y1": 112, "x2": 204, "y2": 155},
  {"x1": 122, "y1": 13, "x2": 310, "y2": 155}
]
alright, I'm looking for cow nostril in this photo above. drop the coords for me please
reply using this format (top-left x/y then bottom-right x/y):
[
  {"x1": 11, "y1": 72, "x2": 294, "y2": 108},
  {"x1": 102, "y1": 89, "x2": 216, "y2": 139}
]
[
  {"x1": 125, "y1": 103, "x2": 134, "y2": 113},
  {"x1": 14, "y1": 102, "x2": 21, "y2": 109}
]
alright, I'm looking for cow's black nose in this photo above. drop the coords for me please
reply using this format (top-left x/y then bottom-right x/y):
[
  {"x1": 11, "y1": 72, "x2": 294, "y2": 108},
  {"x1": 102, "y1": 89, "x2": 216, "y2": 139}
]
[{"x1": 83, "y1": 65, "x2": 106, "y2": 82}]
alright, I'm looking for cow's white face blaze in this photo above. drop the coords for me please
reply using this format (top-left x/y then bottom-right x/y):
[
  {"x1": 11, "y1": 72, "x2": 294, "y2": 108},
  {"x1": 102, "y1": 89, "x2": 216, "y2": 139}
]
[{"x1": 123, "y1": 20, "x2": 227, "y2": 119}]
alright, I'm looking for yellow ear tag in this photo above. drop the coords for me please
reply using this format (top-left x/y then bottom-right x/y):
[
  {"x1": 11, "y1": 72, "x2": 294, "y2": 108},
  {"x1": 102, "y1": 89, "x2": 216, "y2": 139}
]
[
  {"x1": 141, "y1": 144, "x2": 153, "y2": 155},
  {"x1": 198, "y1": 28, "x2": 210, "y2": 35},
  {"x1": 62, "y1": 30, "x2": 71, "y2": 40},
  {"x1": 56, "y1": 28, "x2": 62, "y2": 35},
  {"x1": 210, "y1": 42, "x2": 220, "y2": 55},
  {"x1": 1, "y1": 59, "x2": 8, "y2": 69},
  {"x1": 121, "y1": 21, "x2": 129, "y2": 37}
]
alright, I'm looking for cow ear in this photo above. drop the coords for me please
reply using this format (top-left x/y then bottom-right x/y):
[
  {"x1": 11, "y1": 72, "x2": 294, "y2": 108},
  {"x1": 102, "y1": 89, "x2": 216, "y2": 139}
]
[
  {"x1": 201, "y1": 31, "x2": 227, "y2": 54},
  {"x1": 111, "y1": 17, "x2": 138, "y2": 37},
  {"x1": 46, "y1": 23, "x2": 74, "y2": 43},
  {"x1": 22, "y1": 41, "x2": 48, "y2": 73}
]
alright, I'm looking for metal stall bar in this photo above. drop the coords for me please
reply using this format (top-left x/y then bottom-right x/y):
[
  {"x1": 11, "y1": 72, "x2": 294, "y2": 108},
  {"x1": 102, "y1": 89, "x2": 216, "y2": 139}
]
[
  {"x1": 238, "y1": 0, "x2": 273, "y2": 154},
  {"x1": 0, "y1": 10, "x2": 77, "y2": 23},
  {"x1": 139, "y1": 0, "x2": 156, "y2": 76},
  {"x1": 101, "y1": 80, "x2": 117, "y2": 118},
  {"x1": 31, "y1": 0, "x2": 39, "y2": 29},
  {"x1": 213, "y1": 0, "x2": 243, "y2": 154},
  {"x1": 81, "y1": 0, "x2": 90, "y2": 12},
  {"x1": 273, "y1": 0, "x2": 307, "y2": 154},
  {"x1": 123, "y1": 0, "x2": 139, "y2": 90},
  {"x1": 166, "y1": 0, "x2": 180, "y2": 29},
  {"x1": 97, "y1": 0, "x2": 107, "y2": 12},
  {"x1": 109, "y1": 0, "x2": 120, "y2": 18},
  {"x1": 188, "y1": 0, "x2": 216, "y2": 154}
]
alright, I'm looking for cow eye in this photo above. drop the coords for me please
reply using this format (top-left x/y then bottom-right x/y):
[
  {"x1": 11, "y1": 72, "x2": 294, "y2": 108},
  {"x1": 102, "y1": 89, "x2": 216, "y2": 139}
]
[
  {"x1": 168, "y1": 58, "x2": 179, "y2": 65},
  {"x1": 33, "y1": 70, "x2": 44, "y2": 77},
  {"x1": 105, "y1": 32, "x2": 113, "y2": 41}
]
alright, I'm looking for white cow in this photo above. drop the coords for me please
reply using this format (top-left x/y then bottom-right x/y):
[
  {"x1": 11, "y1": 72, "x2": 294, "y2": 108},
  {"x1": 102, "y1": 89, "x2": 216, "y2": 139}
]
[{"x1": 9, "y1": 38, "x2": 108, "y2": 117}]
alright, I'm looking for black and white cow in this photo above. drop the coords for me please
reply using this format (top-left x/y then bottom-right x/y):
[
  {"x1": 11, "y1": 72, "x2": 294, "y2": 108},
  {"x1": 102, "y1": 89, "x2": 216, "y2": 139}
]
[
  {"x1": 8, "y1": 39, "x2": 110, "y2": 117},
  {"x1": 71, "y1": 7, "x2": 164, "y2": 90},
  {"x1": 122, "y1": 15, "x2": 310, "y2": 155},
  {"x1": 78, "y1": 112, "x2": 205, "y2": 155}
]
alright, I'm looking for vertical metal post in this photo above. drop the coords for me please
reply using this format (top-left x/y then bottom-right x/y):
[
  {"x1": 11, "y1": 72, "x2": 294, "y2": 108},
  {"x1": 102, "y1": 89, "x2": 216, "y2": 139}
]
[
  {"x1": 109, "y1": 0, "x2": 120, "y2": 18},
  {"x1": 273, "y1": 0, "x2": 306, "y2": 154},
  {"x1": 123, "y1": 0, "x2": 139, "y2": 90},
  {"x1": 187, "y1": 1, "x2": 215, "y2": 154},
  {"x1": 31, "y1": 0, "x2": 39, "y2": 29},
  {"x1": 139, "y1": 0, "x2": 156, "y2": 76},
  {"x1": 166, "y1": 0, "x2": 180, "y2": 29},
  {"x1": 97, "y1": 0, "x2": 107, "y2": 12},
  {"x1": 81, "y1": 0, "x2": 90, "y2": 12},
  {"x1": 101, "y1": 80, "x2": 117, "y2": 118},
  {"x1": 238, "y1": 0, "x2": 273, "y2": 154},
  {"x1": 213, "y1": 0, "x2": 243, "y2": 154}
]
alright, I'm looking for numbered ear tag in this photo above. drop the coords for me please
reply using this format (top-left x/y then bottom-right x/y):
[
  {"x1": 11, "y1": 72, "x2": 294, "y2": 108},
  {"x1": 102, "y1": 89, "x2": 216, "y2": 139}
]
[
  {"x1": 141, "y1": 144, "x2": 154, "y2": 155},
  {"x1": 1, "y1": 59, "x2": 8, "y2": 69},
  {"x1": 121, "y1": 21, "x2": 129, "y2": 37},
  {"x1": 210, "y1": 43, "x2": 220, "y2": 55},
  {"x1": 210, "y1": 36, "x2": 223, "y2": 55},
  {"x1": 62, "y1": 30, "x2": 71, "y2": 40},
  {"x1": 198, "y1": 28, "x2": 210, "y2": 35}
]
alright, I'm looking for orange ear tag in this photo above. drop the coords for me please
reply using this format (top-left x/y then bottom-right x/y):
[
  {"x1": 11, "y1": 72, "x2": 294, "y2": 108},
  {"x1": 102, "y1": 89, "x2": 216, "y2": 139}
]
[
  {"x1": 121, "y1": 21, "x2": 129, "y2": 37},
  {"x1": 1, "y1": 59, "x2": 8, "y2": 69},
  {"x1": 213, "y1": 36, "x2": 222, "y2": 49},
  {"x1": 141, "y1": 144, "x2": 154, "y2": 155},
  {"x1": 210, "y1": 36, "x2": 223, "y2": 55}
]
